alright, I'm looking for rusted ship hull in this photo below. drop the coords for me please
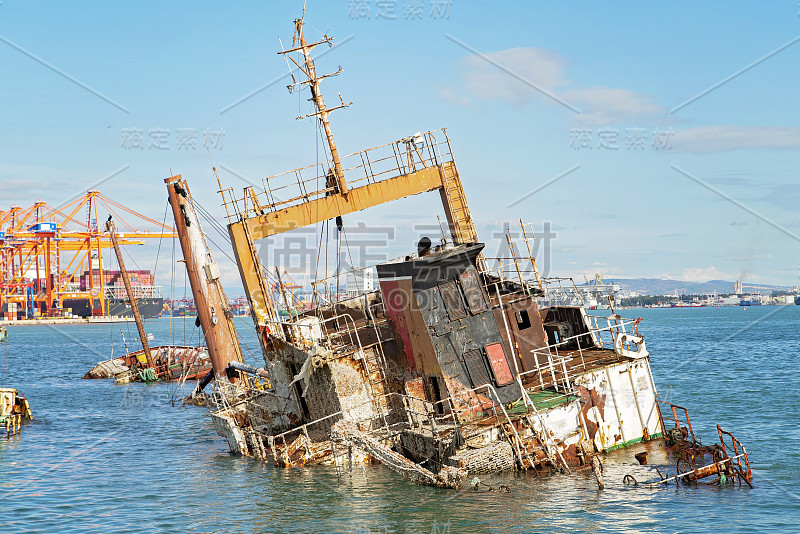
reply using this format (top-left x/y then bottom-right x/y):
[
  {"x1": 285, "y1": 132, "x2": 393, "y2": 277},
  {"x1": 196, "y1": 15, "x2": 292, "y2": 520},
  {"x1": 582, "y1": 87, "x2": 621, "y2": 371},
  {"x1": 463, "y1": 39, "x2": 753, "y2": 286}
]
[
  {"x1": 210, "y1": 289, "x2": 750, "y2": 489},
  {"x1": 174, "y1": 12, "x2": 752, "y2": 491},
  {"x1": 208, "y1": 247, "x2": 664, "y2": 487},
  {"x1": 1, "y1": 387, "x2": 33, "y2": 437},
  {"x1": 83, "y1": 345, "x2": 211, "y2": 383},
  {"x1": 203, "y1": 127, "x2": 753, "y2": 487}
]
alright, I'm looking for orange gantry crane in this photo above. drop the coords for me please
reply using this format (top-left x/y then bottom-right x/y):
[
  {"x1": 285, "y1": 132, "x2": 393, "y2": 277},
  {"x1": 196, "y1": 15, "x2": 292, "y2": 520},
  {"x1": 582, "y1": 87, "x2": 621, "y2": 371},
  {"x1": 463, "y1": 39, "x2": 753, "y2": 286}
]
[{"x1": 0, "y1": 190, "x2": 175, "y2": 319}]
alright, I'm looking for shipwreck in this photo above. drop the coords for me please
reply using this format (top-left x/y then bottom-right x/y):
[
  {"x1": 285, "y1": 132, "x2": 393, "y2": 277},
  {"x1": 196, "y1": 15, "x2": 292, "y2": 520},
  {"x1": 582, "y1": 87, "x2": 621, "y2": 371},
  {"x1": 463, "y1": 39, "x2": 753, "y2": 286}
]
[
  {"x1": 166, "y1": 13, "x2": 753, "y2": 490},
  {"x1": 1, "y1": 326, "x2": 34, "y2": 437},
  {"x1": 83, "y1": 219, "x2": 211, "y2": 383}
]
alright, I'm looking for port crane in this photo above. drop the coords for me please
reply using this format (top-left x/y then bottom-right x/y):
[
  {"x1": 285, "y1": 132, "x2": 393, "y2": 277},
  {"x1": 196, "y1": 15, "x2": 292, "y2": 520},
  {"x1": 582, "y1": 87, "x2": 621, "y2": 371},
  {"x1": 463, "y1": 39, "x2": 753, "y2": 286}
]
[{"x1": 0, "y1": 190, "x2": 174, "y2": 319}]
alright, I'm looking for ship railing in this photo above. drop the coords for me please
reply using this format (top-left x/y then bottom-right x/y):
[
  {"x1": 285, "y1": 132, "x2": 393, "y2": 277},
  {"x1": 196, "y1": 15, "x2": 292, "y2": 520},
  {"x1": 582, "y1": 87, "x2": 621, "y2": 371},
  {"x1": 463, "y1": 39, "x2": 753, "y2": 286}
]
[
  {"x1": 313, "y1": 311, "x2": 372, "y2": 353},
  {"x1": 209, "y1": 380, "x2": 299, "y2": 441},
  {"x1": 538, "y1": 312, "x2": 643, "y2": 356},
  {"x1": 292, "y1": 295, "x2": 392, "y2": 362},
  {"x1": 267, "y1": 392, "x2": 439, "y2": 459},
  {"x1": 655, "y1": 399, "x2": 696, "y2": 443},
  {"x1": 373, "y1": 387, "x2": 514, "y2": 440},
  {"x1": 268, "y1": 410, "x2": 345, "y2": 459},
  {"x1": 308, "y1": 265, "x2": 378, "y2": 307},
  {"x1": 519, "y1": 351, "x2": 577, "y2": 394},
  {"x1": 480, "y1": 260, "x2": 541, "y2": 292},
  {"x1": 429, "y1": 384, "x2": 527, "y2": 466},
  {"x1": 209, "y1": 380, "x2": 236, "y2": 412},
  {"x1": 221, "y1": 129, "x2": 454, "y2": 222},
  {"x1": 478, "y1": 219, "x2": 545, "y2": 294},
  {"x1": 279, "y1": 311, "x2": 364, "y2": 354},
  {"x1": 313, "y1": 312, "x2": 390, "y2": 424},
  {"x1": 363, "y1": 300, "x2": 392, "y2": 369},
  {"x1": 267, "y1": 383, "x2": 507, "y2": 446},
  {"x1": 717, "y1": 425, "x2": 752, "y2": 483},
  {"x1": 262, "y1": 383, "x2": 538, "y2": 470},
  {"x1": 516, "y1": 316, "x2": 645, "y2": 394},
  {"x1": 585, "y1": 314, "x2": 645, "y2": 356},
  {"x1": 345, "y1": 386, "x2": 528, "y2": 467},
  {"x1": 276, "y1": 316, "x2": 642, "y2": 443}
]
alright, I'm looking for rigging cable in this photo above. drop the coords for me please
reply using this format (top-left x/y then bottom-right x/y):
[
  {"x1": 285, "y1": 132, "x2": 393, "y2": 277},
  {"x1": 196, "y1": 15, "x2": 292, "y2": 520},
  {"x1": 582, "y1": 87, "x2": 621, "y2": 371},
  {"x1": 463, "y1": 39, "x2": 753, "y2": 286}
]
[
  {"x1": 339, "y1": 224, "x2": 358, "y2": 293},
  {"x1": 336, "y1": 218, "x2": 341, "y2": 299},
  {"x1": 193, "y1": 200, "x2": 231, "y2": 242},
  {"x1": 183, "y1": 258, "x2": 187, "y2": 345},
  {"x1": 152, "y1": 201, "x2": 169, "y2": 307},
  {"x1": 315, "y1": 97, "x2": 320, "y2": 307},
  {"x1": 192, "y1": 199, "x2": 290, "y2": 322},
  {"x1": 169, "y1": 230, "x2": 175, "y2": 349}
]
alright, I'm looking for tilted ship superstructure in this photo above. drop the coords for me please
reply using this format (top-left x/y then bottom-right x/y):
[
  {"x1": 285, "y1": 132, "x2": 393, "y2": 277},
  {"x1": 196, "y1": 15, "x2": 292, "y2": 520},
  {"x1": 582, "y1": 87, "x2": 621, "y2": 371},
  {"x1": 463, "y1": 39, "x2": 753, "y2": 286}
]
[{"x1": 173, "y1": 13, "x2": 753, "y2": 490}]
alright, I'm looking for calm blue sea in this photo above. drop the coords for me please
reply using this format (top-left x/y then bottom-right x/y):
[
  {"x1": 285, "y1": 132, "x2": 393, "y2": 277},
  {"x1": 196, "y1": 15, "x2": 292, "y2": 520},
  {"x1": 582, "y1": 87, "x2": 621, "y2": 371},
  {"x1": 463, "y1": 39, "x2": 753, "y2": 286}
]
[{"x1": 1, "y1": 307, "x2": 799, "y2": 533}]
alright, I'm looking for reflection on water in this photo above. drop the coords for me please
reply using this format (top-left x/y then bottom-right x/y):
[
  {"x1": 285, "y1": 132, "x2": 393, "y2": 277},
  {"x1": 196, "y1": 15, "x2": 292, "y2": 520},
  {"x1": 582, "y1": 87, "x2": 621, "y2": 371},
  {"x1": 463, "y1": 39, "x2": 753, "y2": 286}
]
[{"x1": 1, "y1": 308, "x2": 799, "y2": 533}]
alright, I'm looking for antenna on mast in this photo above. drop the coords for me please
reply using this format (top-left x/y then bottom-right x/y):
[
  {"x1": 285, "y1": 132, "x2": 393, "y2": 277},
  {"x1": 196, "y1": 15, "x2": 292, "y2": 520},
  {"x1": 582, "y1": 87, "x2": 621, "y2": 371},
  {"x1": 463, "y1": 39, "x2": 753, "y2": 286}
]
[{"x1": 278, "y1": 12, "x2": 352, "y2": 196}]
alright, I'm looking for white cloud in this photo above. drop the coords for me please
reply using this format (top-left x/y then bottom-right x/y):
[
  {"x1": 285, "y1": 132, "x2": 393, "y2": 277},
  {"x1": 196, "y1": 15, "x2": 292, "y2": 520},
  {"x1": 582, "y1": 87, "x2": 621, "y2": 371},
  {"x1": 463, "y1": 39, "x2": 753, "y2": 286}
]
[
  {"x1": 672, "y1": 125, "x2": 800, "y2": 153},
  {"x1": 680, "y1": 266, "x2": 732, "y2": 282},
  {"x1": 460, "y1": 47, "x2": 569, "y2": 106},
  {"x1": 450, "y1": 46, "x2": 800, "y2": 152},
  {"x1": 453, "y1": 47, "x2": 668, "y2": 125},
  {"x1": 438, "y1": 86, "x2": 473, "y2": 107},
  {"x1": 565, "y1": 87, "x2": 667, "y2": 126}
]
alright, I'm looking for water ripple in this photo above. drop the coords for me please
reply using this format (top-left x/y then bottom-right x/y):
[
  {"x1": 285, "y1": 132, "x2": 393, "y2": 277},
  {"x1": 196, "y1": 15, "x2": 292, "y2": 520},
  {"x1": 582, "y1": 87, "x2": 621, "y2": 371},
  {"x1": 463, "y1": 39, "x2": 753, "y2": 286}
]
[{"x1": 1, "y1": 310, "x2": 799, "y2": 533}]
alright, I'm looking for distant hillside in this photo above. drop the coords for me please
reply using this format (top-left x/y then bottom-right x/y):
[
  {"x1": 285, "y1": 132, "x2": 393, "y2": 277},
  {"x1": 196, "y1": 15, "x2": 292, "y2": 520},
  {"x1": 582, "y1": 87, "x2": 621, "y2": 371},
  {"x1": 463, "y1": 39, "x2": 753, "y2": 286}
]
[{"x1": 595, "y1": 278, "x2": 790, "y2": 295}]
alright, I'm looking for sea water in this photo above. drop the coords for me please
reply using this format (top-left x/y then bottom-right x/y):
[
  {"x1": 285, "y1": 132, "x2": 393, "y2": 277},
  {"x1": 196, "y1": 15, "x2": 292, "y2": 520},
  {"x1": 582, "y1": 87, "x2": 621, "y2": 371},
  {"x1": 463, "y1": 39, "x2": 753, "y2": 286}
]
[{"x1": 1, "y1": 307, "x2": 799, "y2": 533}]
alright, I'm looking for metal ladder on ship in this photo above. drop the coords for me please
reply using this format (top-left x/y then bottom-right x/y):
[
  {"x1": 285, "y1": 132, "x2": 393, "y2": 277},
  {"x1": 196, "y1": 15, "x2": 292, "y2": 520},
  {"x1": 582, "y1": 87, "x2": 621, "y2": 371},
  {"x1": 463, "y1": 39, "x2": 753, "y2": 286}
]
[{"x1": 438, "y1": 161, "x2": 479, "y2": 246}]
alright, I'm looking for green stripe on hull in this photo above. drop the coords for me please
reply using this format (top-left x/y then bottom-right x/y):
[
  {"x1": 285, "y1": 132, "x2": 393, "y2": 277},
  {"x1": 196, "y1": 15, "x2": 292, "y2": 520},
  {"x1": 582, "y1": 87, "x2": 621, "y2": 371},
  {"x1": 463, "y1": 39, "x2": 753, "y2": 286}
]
[{"x1": 604, "y1": 432, "x2": 663, "y2": 452}]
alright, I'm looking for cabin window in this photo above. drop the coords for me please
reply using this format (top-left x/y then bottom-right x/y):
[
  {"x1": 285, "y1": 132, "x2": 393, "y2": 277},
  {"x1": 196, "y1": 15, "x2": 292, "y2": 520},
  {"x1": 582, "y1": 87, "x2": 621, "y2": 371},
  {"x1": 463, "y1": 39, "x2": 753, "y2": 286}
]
[
  {"x1": 459, "y1": 267, "x2": 488, "y2": 314},
  {"x1": 439, "y1": 281, "x2": 466, "y2": 320},
  {"x1": 516, "y1": 309, "x2": 532, "y2": 330}
]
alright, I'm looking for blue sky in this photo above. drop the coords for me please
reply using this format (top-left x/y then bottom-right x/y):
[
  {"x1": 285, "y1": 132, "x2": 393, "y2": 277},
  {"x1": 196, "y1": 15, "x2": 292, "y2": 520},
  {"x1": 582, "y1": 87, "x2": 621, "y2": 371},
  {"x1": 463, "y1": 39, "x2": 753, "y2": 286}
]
[{"x1": 1, "y1": 1, "x2": 799, "y2": 294}]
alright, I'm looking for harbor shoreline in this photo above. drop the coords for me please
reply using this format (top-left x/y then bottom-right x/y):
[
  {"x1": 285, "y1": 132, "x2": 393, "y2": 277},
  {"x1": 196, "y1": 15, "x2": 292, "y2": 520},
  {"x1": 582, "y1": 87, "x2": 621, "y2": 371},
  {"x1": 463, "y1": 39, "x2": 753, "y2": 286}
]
[{"x1": 0, "y1": 316, "x2": 135, "y2": 326}]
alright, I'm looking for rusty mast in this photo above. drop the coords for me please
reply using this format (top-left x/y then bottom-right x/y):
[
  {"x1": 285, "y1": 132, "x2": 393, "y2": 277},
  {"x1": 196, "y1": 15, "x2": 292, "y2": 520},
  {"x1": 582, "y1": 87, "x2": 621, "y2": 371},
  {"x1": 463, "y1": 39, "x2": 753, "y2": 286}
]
[
  {"x1": 225, "y1": 20, "x2": 480, "y2": 358},
  {"x1": 279, "y1": 15, "x2": 351, "y2": 196},
  {"x1": 105, "y1": 218, "x2": 155, "y2": 369},
  {"x1": 166, "y1": 175, "x2": 245, "y2": 380}
]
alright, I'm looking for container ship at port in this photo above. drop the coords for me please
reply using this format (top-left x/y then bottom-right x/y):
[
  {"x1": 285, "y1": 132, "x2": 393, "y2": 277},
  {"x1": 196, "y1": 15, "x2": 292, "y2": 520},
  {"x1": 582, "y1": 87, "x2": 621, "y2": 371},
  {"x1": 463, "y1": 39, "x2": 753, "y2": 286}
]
[
  {"x1": 2, "y1": 269, "x2": 164, "y2": 320},
  {"x1": 61, "y1": 269, "x2": 164, "y2": 318}
]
